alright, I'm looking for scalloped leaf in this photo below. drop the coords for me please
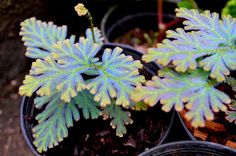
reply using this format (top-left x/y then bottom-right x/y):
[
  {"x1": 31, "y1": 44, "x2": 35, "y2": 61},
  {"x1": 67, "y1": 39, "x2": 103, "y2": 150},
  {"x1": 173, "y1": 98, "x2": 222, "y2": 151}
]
[
  {"x1": 73, "y1": 90, "x2": 101, "y2": 119},
  {"x1": 20, "y1": 17, "x2": 75, "y2": 59},
  {"x1": 33, "y1": 93, "x2": 80, "y2": 153},
  {"x1": 131, "y1": 68, "x2": 231, "y2": 128},
  {"x1": 33, "y1": 89, "x2": 101, "y2": 153},
  {"x1": 20, "y1": 17, "x2": 104, "y2": 59},
  {"x1": 19, "y1": 39, "x2": 101, "y2": 102},
  {"x1": 144, "y1": 8, "x2": 236, "y2": 82},
  {"x1": 87, "y1": 47, "x2": 145, "y2": 107},
  {"x1": 102, "y1": 103, "x2": 133, "y2": 137},
  {"x1": 184, "y1": 87, "x2": 229, "y2": 127}
]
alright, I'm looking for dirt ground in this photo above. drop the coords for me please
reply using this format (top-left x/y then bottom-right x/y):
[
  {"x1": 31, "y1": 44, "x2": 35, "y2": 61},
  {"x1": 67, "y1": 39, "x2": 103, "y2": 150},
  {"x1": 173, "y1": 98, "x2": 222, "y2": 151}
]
[{"x1": 0, "y1": 72, "x2": 34, "y2": 156}]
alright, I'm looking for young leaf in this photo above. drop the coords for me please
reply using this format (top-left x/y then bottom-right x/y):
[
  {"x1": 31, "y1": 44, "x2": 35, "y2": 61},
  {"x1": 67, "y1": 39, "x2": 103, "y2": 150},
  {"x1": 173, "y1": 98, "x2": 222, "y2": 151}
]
[
  {"x1": 225, "y1": 76, "x2": 236, "y2": 91},
  {"x1": 144, "y1": 8, "x2": 236, "y2": 82},
  {"x1": 130, "y1": 101, "x2": 148, "y2": 111},
  {"x1": 226, "y1": 100, "x2": 236, "y2": 124},
  {"x1": 73, "y1": 90, "x2": 101, "y2": 119},
  {"x1": 87, "y1": 47, "x2": 145, "y2": 107},
  {"x1": 102, "y1": 103, "x2": 133, "y2": 137},
  {"x1": 20, "y1": 17, "x2": 75, "y2": 59},
  {"x1": 33, "y1": 93, "x2": 80, "y2": 153},
  {"x1": 226, "y1": 111, "x2": 236, "y2": 124},
  {"x1": 19, "y1": 39, "x2": 101, "y2": 102},
  {"x1": 131, "y1": 68, "x2": 231, "y2": 128}
]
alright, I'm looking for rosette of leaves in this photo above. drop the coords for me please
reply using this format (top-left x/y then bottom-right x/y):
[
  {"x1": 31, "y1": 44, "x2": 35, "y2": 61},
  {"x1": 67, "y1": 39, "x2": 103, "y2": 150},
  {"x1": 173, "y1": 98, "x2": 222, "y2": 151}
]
[
  {"x1": 132, "y1": 8, "x2": 236, "y2": 128},
  {"x1": 19, "y1": 18, "x2": 145, "y2": 153}
]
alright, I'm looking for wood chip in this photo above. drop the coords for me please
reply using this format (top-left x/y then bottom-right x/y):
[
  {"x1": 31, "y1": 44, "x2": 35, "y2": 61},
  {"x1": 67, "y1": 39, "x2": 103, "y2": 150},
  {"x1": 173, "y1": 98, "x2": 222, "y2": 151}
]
[
  {"x1": 205, "y1": 121, "x2": 226, "y2": 132},
  {"x1": 193, "y1": 129, "x2": 208, "y2": 140},
  {"x1": 225, "y1": 140, "x2": 236, "y2": 149}
]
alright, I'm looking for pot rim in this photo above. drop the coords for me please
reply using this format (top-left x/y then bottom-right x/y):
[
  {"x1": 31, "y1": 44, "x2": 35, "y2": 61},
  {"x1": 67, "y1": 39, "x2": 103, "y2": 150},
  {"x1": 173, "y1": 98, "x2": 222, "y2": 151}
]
[
  {"x1": 176, "y1": 111, "x2": 196, "y2": 141},
  {"x1": 100, "y1": 5, "x2": 176, "y2": 43},
  {"x1": 20, "y1": 96, "x2": 40, "y2": 156},
  {"x1": 138, "y1": 140, "x2": 236, "y2": 156}
]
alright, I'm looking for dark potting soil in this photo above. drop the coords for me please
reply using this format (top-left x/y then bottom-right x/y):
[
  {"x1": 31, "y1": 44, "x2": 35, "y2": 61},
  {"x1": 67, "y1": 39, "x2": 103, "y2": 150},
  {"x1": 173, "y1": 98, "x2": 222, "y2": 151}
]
[
  {"x1": 25, "y1": 97, "x2": 172, "y2": 156},
  {"x1": 114, "y1": 28, "x2": 159, "y2": 53}
]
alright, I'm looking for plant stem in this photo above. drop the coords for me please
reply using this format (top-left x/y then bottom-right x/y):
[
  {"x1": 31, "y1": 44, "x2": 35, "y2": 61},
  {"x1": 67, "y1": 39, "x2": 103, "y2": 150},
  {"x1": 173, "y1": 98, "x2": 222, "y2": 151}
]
[
  {"x1": 165, "y1": 18, "x2": 184, "y2": 30},
  {"x1": 157, "y1": 0, "x2": 166, "y2": 42},
  {"x1": 87, "y1": 11, "x2": 96, "y2": 43},
  {"x1": 157, "y1": 0, "x2": 163, "y2": 26}
]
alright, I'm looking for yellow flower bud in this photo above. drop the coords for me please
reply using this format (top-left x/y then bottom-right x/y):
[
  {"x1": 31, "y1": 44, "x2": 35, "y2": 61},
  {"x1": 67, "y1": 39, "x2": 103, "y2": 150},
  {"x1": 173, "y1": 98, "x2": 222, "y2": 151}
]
[{"x1": 74, "y1": 3, "x2": 88, "y2": 16}]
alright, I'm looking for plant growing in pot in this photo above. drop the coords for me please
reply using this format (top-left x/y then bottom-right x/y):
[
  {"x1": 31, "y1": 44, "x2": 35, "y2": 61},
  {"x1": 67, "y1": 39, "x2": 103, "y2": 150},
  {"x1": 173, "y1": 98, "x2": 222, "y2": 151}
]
[
  {"x1": 132, "y1": 7, "x2": 236, "y2": 150},
  {"x1": 101, "y1": 0, "x2": 185, "y2": 53},
  {"x1": 19, "y1": 3, "x2": 174, "y2": 155}
]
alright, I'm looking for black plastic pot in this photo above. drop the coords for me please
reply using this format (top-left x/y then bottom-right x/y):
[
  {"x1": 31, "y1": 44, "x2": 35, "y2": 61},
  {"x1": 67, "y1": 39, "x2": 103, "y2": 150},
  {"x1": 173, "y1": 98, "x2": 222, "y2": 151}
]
[
  {"x1": 139, "y1": 140, "x2": 236, "y2": 156},
  {"x1": 100, "y1": 3, "x2": 177, "y2": 44},
  {"x1": 20, "y1": 43, "x2": 175, "y2": 155}
]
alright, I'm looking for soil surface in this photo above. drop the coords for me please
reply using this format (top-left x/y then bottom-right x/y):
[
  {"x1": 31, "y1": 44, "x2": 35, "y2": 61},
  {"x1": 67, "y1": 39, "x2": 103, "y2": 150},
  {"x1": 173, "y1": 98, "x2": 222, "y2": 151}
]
[
  {"x1": 24, "y1": 96, "x2": 173, "y2": 156},
  {"x1": 114, "y1": 28, "x2": 159, "y2": 53}
]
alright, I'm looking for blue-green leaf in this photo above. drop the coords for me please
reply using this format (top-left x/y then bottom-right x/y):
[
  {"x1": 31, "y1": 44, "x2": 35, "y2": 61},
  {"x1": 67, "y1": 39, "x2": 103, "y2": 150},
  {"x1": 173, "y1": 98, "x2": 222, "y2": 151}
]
[
  {"x1": 132, "y1": 68, "x2": 231, "y2": 128},
  {"x1": 33, "y1": 93, "x2": 80, "y2": 153},
  {"x1": 87, "y1": 47, "x2": 145, "y2": 107},
  {"x1": 102, "y1": 103, "x2": 133, "y2": 137},
  {"x1": 144, "y1": 8, "x2": 236, "y2": 82},
  {"x1": 20, "y1": 17, "x2": 75, "y2": 59},
  {"x1": 19, "y1": 39, "x2": 101, "y2": 102}
]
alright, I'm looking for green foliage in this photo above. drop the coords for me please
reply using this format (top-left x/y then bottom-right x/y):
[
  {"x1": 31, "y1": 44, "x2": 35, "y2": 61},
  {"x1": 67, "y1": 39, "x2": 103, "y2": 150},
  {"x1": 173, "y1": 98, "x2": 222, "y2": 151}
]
[
  {"x1": 144, "y1": 8, "x2": 236, "y2": 82},
  {"x1": 226, "y1": 100, "x2": 236, "y2": 124},
  {"x1": 19, "y1": 17, "x2": 145, "y2": 153},
  {"x1": 33, "y1": 90, "x2": 101, "y2": 152},
  {"x1": 87, "y1": 47, "x2": 145, "y2": 107},
  {"x1": 74, "y1": 90, "x2": 101, "y2": 119},
  {"x1": 225, "y1": 76, "x2": 236, "y2": 91},
  {"x1": 19, "y1": 18, "x2": 103, "y2": 59},
  {"x1": 222, "y1": 0, "x2": 236, "y2": 18},
  {"x1": 177, "y1": 0, "x2": 198, "y2": 9},
  {"x1": 20, "y1": 17, "x2": 74, "y2": 59},
  {"x1": 33, "y1": 91, "x2": 80, "y2": 153},
  {"x1": 135, "y1": 8, "x2": 236, "y2": 128},
  {"x1": 132, "y1": 68, "x2": 230, "y2": 127},
  {"x1": 102, "y1": 103, "x2": 133, "y2": 137}
]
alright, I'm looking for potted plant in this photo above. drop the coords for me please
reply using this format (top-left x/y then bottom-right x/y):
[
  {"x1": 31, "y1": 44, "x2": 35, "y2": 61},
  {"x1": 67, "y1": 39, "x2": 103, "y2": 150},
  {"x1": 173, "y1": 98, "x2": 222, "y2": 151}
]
[
  {"x1": 131, "y1": 7, "x2": 236, "y2": 151},
  {"x1": 19, "y1": 3, "x2": 174, "y2": 155},
  {"x1": 101, "y1": 0, "x2": 184, "y2": 53}
]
